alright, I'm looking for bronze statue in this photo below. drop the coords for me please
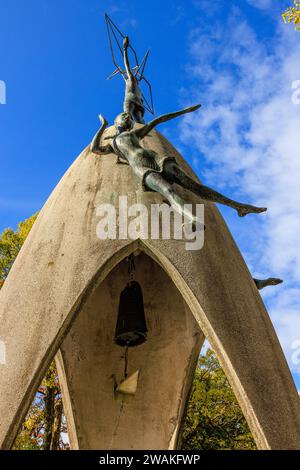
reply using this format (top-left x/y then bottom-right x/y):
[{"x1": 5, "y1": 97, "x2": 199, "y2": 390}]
[
  {"x1": 121, "y1": 36, "x2": 145, "y2": 124},
  {"x1": 90, "y1": 108, "x2": 267, "y2": 227},
  {"x1": 93, "y1": 16, "x2": 267, "y2": 227}
]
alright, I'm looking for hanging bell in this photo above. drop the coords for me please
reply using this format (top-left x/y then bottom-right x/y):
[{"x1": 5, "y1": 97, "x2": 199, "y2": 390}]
[{"x1": 115, "y1": 281, "x2": 148, "y2": 347}]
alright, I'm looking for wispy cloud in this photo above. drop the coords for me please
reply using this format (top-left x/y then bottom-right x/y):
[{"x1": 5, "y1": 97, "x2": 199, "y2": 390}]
[
  {"x1": 179, "y1": 9, "x2": 300, "y2": 376},
  {"x1": 0, "y1": 198, "x2": 41, "y2": 222},
  {"x1": 105, "y1": 1, "x2": 138, "y2": 30},
  {"x1": 246, "y1": 0, "x2": 273, "y2": 10}
]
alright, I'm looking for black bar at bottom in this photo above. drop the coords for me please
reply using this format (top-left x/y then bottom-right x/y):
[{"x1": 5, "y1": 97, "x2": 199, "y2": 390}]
[{"x1": 1, "y1": 450, "x2": 300, "y2": 467}]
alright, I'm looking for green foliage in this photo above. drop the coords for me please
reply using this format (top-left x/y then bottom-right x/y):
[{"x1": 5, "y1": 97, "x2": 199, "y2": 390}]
[
  {"x1": 181, "y1": 349, "x2": 256, "y2": 450},
  {"x1": 12, "y1": 362, "x2": 67, "y2": 450},
  {"x1": 282, "y1": 1, "x2": 300, "y2": 30},
  {"x1": 0, "y1": 214, "x2": 37, "y2": 289}
]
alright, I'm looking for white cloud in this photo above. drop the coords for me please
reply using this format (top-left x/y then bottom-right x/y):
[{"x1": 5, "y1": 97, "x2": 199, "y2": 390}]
[
  {"x1": 179, "y1": 12, "x2": 300, "y2": 375},
  {"x1": 246, "y1": 0, "x2": 273, "y2": 10}
]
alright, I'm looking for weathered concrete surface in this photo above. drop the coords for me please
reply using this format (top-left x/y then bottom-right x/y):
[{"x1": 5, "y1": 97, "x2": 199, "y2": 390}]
[
  {"x1": 0, "y1": 125, "x2": 300, "y2": 449},
  {"x1": 57, "y1": 253, "x2": 202, "y2": 449}
]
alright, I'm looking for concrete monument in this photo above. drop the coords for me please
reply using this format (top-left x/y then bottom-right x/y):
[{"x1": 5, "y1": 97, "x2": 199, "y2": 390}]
[{"x1": 0, "y1": 16, "x2": 299, "y2": 450}]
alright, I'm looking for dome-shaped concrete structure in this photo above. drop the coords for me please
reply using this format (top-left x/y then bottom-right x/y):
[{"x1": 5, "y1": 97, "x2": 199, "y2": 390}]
[{"x1": 1, "y1": 126, "x2": 300, "y2": 449}]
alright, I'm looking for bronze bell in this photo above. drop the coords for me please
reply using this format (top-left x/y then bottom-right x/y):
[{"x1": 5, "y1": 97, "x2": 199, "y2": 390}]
[{"x1": 115, "y1": 281, "x2": 148, "y2": 347}]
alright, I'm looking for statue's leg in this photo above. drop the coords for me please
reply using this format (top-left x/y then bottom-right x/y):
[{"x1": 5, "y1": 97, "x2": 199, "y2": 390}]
[
  {"x1": 164, "y1": 161, "x2": 267, "y2": 217},
  {"x1": 144, "y1": 171, "x2": 202, "y2": 226},
  {"x1": 133, "y1": 109, "x2": 145, "y2": 124},
  {"x1": 132, "y1": 107, "x2": 145, "y2": 124},
  {"x1": 124, "y1": 98, "x2": 145, "y2": 124}
]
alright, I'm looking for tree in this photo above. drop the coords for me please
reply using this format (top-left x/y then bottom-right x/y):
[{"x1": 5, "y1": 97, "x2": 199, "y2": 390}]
[
  {"x1": 0, "y1": 214, "x2": 37, "y2": 289},
  {"x1": 0, "y1": 215, "x2": 69, "y2": 450},
  {"x1": 282, "y1": 1, "x2": 300, "y2": 30},
  {"x1": 180, "y1": 349, "x2": 256, "y2": 450},
  {"x1": 12, "y1": 363, "x2": 68, "y2": 450}
]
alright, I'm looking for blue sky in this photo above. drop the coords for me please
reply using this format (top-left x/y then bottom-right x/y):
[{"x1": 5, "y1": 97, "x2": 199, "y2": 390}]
[{"x1": 1, "y1": 0, "x2": 300, "y2": 389}]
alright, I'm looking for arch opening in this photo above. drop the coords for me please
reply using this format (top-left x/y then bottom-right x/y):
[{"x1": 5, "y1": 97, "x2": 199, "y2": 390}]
[{"x1": 57, "y1": 250, "x2": 203, "y2": 450}]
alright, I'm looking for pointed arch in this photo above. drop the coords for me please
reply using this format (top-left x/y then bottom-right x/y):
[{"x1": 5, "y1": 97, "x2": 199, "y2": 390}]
[{"x1": 56, "y1": 249, "x2": 203, "y2": 449}]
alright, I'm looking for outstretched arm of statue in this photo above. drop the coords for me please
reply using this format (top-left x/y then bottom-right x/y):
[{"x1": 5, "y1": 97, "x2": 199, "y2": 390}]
[
  {"x1": 90, "y1": 115, "x2": 113, "y2": 155},
  {"x1": 123, "y1": 36, "x2": 134, "y2": 82},
  {"x1": 134, "y1": 104, "x2": 201, "y2": 140}
]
